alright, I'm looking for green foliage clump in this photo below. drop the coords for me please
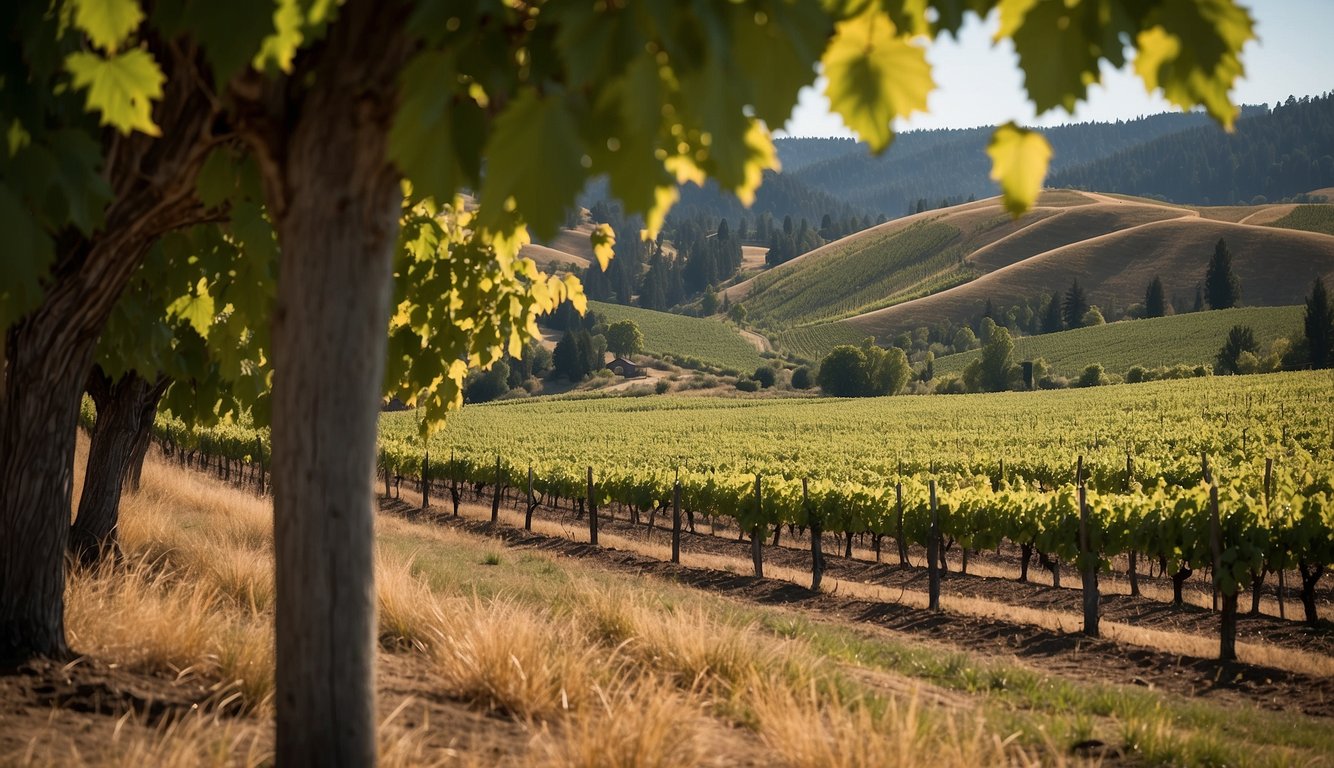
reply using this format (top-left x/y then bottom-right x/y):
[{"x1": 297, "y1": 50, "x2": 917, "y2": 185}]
[
  {"x1": 790, "y1": 366, "x2": 814, "y2": 390},
  {"x1": 817, "y1": 340, "x2": 909, "y2": 397},
  {"x1": 605, "y1": 320, "x2": 644, "y2": 357},
  {"x1": 1216, "y1": 325, "x2": 1259, "y2": 374}
]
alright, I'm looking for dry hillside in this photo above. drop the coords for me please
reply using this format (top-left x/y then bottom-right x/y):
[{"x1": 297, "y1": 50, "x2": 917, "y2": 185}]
[{"x1": 724, "y1": 189, "x2": 1334, "y2": 353}]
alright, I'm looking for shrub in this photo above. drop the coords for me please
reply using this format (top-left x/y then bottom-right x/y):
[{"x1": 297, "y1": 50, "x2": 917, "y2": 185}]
[
  {"x1": 654, "y1": 379, "x2": 671, "y2": 395},
  {"x1": 752, "y1": 366, "x2": 776, "y2": 388},
  {"x1": 1125, "y1": 365, "x2": 1148, "y2": 384},
  {"x1": 1038, "y1": 374, "x2": 1070, "y2": 389},
  {"x1": 735, "y1": 377, "x2": 759, "y2": 392},
  {"x1": 789, "y1": 366, "x2": 814, "y2": 390},
  {"x1": 1077, "y1": 363, "x2": 1107, "y2": 387},
  {"x1": 933, "y1": 374, "x2": 967, "y2": 394}
]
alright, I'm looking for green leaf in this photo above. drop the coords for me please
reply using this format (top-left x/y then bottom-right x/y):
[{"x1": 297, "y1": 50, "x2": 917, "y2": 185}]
[
  {"x1": 986, "y1": 122, "x2": 1051, "y2": 216},
  {"x1": 822, "y1": 9, "x2": 933, "y2": 153},
  {"x1": 72, "y1": 0, "x2": 144, "y2": 52},
  {"x1": 389, "y1": 50, "x2": 460, "y2": 203},
  {"x1": 65, "y1": 47, "x2": 165, "y2": 136},
  {"x1": 253, "y1": 0, "x2": 303, "y2": 73},
  {"x1": 166, "y1": 278, "x2": 216, "y2": 337},
  {"x1": 1009, "y1": 0, "x2": 1107, "y2": 114},
  {"x1": 1134, "y1": 0, "x2": 1254, "y2": 129},
  {"x1": 0, "y1": 184, "x2": 56, "y2": 327},
  {"x1": 197, "y1": 147, "x2": 236, "y2": 209},
  {"x1": 478, "y1": 88, "x2": 585, "y2": 240}
]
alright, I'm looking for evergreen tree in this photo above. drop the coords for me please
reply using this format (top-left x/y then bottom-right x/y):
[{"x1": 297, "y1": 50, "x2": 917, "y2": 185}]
[
  {"x1": 552, "y1": 332, "x2": 584, "y2": 381},
  {"x1": 1042, "y1": 290, "x2": 1064, "y2": 333},
  {"x1": 1062, "y1": 279, "x2": 1089, "y2": 329},
  {"x1": 1144, "y1": 276, "x2": 1166, "y2": 318},
  {"x1": 1193, "y1": 283, "x2": 1205, "y2": 312},
  {"x1": 1305, "y1": 277, "x2": 1334, "y2": 369},
  {"x1": 1204, "y1": 238, "x2": 1241, "y2": 309}
]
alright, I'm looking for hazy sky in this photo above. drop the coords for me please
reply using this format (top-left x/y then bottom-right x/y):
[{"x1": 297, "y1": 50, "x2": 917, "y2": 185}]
[{"x1": 782, "y1": 0, "x2": 1334, "y2": 136}]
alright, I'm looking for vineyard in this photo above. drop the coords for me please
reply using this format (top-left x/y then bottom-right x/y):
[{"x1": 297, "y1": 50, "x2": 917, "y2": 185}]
[
  {"x1": 1267, "y1": 204, "x2": 1334, "y2": 236},
  {"x1": 587, "y1": 301, "x2": 765, "y2": 372},
  {"x1": 156, "y1": 371, "x2": 1334, "y2": 655},
  {"x1": 933, "y1": 305, "x2": 1305, "y2": 377},
  {"x1": 739, "y1": 220, "x2": 977, "y2": 327}
]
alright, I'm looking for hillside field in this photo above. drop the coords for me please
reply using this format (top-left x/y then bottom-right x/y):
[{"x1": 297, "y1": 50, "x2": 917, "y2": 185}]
[
  {"x1": 589, "y1": 300, "x2": 765, "y2": 372},
  {"x1": 721, "y1": 190, "x2": 1334, "y2": 362},
  {"x1": 933, "y1": 305, "x2": 1306, "y2": 377}
]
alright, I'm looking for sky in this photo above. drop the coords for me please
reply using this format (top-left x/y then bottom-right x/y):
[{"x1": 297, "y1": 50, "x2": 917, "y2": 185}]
[{"x1": 781, "y1": 0, "x2": 1334, "y2": 137}]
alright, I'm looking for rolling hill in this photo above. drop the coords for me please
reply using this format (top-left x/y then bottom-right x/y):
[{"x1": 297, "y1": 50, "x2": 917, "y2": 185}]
[
  {"x1": 725, "y1": 190, "x2": 1334, "y2": 361},
  {"x1": 932, "y1": 306, "x2": 1306, "y2": 378}
]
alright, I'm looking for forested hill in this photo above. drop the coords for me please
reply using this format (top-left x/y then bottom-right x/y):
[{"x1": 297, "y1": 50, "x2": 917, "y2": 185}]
[
  {"x1": 1049, "y1": 92, "x2": 1334, "y2": 204},
  {"x1": 777, "y1": 108, "x2": 1266, "y2": 217}
]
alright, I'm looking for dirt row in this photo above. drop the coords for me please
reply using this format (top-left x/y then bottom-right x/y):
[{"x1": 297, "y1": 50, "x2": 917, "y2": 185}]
[{"x1": 391, "y1": 494, "x2": 1333, "y2": 718}]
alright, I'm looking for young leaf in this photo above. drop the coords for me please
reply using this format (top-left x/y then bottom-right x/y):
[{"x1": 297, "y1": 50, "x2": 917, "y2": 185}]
[
  {"x1": 987, "y1": 123, "x2": 1051, "y2": 216},
  {"x1": 822, "y1": 9, "x2": 933, "y2": 154},
  {"x1": 1134, "y1": 0, "x2": 1254, "y2": 129},
  {"x1": 65, "y1": 48, "x2": 165, "y2": 136},
  {"x1": 72, "y1": 0, "x2": 144, "y2": 53}
]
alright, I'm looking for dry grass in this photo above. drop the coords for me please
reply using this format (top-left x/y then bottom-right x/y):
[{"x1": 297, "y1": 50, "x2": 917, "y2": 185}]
[
  {"x1": 37, "y1": 441, "x2": 1053, "y2": 766},
  {"x1": 46, "y1": 439, "x2": 1330, "y2": 767}
]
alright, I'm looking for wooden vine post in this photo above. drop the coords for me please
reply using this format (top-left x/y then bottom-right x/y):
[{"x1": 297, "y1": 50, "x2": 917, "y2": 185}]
[
  {"x1": 1126, "y1": 451, "x2": 1140, "y2": 597},
  {"x1": 421, "y1": 450, "x2": 430, "y2": 510},
  {"x1": 524, "y1": 466, "x2": 536, "y2": 531},
  {"x1": 449, "y1": 450, "x2": 460, "y2": 517},
  {"x1": 491, "y1": 455, "x2": 502, "y2": 523},
  {"x1": 1077, "y1": 456, "x2": 1099, "y2": 637},
  {"x1": 928, "y1": 480, "x2": 940, "y2": 611},
  {"x1": 895, "y1": 466, "x2": 908, "y2": 566},
  {"x1": 257, "y1": 436, "x2": 265, "y2": 495},
  {"x1": 1205, "y1": 454, "x2": 1238, "y2": 661},
  {"x1": 751, "y1": 474, "x2": 764, "y2": 578},
  {"x1": 806, "y1": 477, "x2": 824, "y2": 591},
  {"x1": 587, "y1": 466, "x2": 598, "y2": 545},
  {"x1": 671, "y1": 479, "x2": 682, "y2": 564},
  {"x1": 1268, "y1": 457, "x2": 1286, "y2": 619}
]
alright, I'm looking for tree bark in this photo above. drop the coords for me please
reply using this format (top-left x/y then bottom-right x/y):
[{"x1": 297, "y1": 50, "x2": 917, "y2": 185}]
[
  {"x1": 1172, "y1": 566, "x2": 1193, "y2": 605},
  {"x1": 1299, "y1": 562, "x2": 1324, "y2": 626},
  {"x1": 0, "y1": 41, "x2": 218, "y2": 662},
  {"x1": 235, "y1": 2, "x2": 409, "y2": 763},
  {"x1": 69, "y1": 367, "x2": 168, "y2": 567}
]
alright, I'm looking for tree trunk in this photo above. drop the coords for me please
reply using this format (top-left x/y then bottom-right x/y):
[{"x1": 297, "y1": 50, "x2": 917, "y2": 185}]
[
  {"x1": 1250, "y1": 570, "x2": 1265, "y2": 615},
  {"x1": 1299, "y1": 562, "x2": 1324, "y2": 626},
  {"x1": 69, "y1": 367, "x2": 168, "y2": 567},
  {"x1": 0, "y1": 40, "x2": 217, "y2": 661},
  {"x1": 1219, "y1": 590, "x2": 1238, "y2": 661},
  {"x1": 1019, "y1": 542, "x2": 1033, "y2": 582},
  {"x1": 243, "y1": 3, "x2": 409, "y2": 763},
  {"x1": 1172, "y1": 566, "x2": 1192, "y2": 605}
]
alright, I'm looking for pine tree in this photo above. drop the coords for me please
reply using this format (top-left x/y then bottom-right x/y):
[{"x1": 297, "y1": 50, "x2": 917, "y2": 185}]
[
  {"x1": 1062, "y1": 279, "x2": 1089, "y2": 329},
  {"x1": 1144, "y1": 276, "x2": 1166, "y2": 318},
  {"x1": 1305, "y1": 277, "x2": 1333, "y2": 369},
  {"x1": 1042, "y1": 290, "x2": 1064, "y2": 333},
  {"x1": 1204, "y1": 238, "x2": 1241, "y2": 309}
]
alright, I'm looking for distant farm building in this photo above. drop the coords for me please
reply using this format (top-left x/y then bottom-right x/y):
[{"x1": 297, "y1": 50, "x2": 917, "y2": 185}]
[{"x1": 607, "y1": 356, "x2": 645, "y2": 378}]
